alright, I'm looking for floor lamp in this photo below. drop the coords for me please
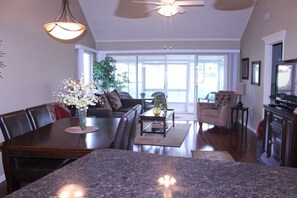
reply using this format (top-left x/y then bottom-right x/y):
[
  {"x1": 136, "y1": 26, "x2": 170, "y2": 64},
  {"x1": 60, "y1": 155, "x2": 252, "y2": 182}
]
[{"x1": 236, "y1": 83, "x2": 246, "y2": 109}]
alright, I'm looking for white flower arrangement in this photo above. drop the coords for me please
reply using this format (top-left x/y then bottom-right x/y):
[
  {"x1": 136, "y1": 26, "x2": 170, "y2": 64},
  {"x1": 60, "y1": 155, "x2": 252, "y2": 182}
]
[{"x1": 56, "y1": 78, "x2": 99, "y2": 111}]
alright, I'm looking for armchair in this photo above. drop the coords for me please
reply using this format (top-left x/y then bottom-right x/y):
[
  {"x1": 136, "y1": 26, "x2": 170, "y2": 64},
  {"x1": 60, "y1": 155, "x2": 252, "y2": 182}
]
[{"x1": 197, "y1": 91, "x2": 237, "y2": 127}]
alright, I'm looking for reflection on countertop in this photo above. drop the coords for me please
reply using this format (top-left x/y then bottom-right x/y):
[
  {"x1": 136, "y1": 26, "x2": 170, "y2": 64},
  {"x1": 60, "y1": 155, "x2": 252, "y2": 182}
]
[{"x1": 4, "y1": 149, "x2": 297, "y2": 197}]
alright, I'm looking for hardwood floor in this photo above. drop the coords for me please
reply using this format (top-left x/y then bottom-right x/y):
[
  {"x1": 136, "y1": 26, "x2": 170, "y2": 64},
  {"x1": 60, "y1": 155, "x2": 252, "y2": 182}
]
[
  {"x1": 0, "y1": 116, "x2": 260, "y2": 197},
  {"x1": 133, "y1": 120, "x2": 259, "y2": 164}
]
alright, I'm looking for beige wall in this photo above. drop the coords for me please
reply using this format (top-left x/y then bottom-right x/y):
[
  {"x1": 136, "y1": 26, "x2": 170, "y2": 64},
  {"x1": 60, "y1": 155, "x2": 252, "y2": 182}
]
[
  {"x1": 0, "y1": 0, "x2": 95, "y2": 179},
  {"x1": 241, "y1": 0, "x2": 297, "y2": 131},
  {"x1": 0, "y1": 0, "x2": 95, "y2": 114}
]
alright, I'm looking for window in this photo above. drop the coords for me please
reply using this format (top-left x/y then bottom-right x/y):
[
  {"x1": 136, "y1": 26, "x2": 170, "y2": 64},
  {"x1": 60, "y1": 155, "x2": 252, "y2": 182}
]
[
  {"x1": 76, "y1": 45, "x2": 238, "y2": 114},
  {"x1": 109, "y1": 54, "x2": 230, "y2": 113},
  {"x1": 83, "y1": 52, "x2": 94, "y2": 84}
]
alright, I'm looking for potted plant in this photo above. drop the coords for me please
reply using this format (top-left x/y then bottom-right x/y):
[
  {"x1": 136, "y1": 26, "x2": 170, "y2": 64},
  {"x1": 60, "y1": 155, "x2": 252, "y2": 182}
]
[
  {"x1": 93, "y1": 56, "x2": 128, "y2": 92},
  {"x1": 162, "y1": 98, "x2": 168, "y2": 111}
]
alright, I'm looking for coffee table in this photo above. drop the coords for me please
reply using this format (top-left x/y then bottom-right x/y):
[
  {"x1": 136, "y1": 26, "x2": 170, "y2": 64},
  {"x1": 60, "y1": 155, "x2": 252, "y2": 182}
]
[{"x1": 140, "y1": 109, "x2": 175, "y2": 137}]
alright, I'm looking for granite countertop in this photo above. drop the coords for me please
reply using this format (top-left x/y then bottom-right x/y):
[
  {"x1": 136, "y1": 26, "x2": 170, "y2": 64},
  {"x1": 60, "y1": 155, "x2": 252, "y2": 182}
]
[{"x1": 5, "y1": 149, "x2": 297, "y2": 197}]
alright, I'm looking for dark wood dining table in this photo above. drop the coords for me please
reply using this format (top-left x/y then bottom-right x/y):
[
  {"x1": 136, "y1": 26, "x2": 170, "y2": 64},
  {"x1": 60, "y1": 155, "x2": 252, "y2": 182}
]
[{"x1": 0, "y1": 117, "x2": 120, "y2": 193}]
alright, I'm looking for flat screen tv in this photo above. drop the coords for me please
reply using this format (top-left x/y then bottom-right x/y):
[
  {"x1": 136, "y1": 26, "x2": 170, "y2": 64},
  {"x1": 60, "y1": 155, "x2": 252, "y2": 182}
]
[{"x1": 274, "y1": 59, "x2": 297, "y2": 110}]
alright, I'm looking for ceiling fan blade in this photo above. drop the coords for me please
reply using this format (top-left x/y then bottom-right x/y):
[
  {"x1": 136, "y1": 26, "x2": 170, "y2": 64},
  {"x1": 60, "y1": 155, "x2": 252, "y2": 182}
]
[
  {"x1": 174, "y1": 5, "x2": 186, "y2": 13},
  {"x1": 175, "y1": 0, "x2": 205, "y2": 6},
  {"x1": 133, "y1": 1, "x2": 162, "y2": 5},
  {"x1": 147, "y1": 5, "x2": 163, "y2": 12}
]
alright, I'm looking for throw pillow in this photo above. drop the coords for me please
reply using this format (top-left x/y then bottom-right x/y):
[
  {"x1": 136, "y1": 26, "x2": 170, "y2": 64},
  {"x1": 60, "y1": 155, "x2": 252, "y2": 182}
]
[
  {"x1": 54, "y1": 104, "x2": 73, "y2": 120},
  {"x1": 111, "y1": 89, "x2": 121, "y2": 99},
  {"x1": 107, "y1": 91, "x2": 123, "y2": 110},
  {"x1": 99, "y1": 94, "x2": 112, "y2": 110},
  {"x1": 214, "y1": 94, "x2": 230, "y2": 109}
]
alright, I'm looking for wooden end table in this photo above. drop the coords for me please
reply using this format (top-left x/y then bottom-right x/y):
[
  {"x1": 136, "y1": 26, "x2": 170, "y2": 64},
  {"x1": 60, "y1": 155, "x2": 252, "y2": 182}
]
[
  {"x1": 140, "y1": 109, "x2": 175, "y2": 137},
  {"x1": 231, "y1": 106, "x2": 249, "y2": 131}
]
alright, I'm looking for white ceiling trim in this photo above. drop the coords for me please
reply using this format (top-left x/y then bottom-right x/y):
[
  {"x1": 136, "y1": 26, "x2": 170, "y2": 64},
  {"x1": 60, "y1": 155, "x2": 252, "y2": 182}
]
[
  {"x1": 99, "y1": 49, "x2": 240, "y2": 55},
  {"x1": 95, "y1": 38, "x2": 241, "y2": 42}
]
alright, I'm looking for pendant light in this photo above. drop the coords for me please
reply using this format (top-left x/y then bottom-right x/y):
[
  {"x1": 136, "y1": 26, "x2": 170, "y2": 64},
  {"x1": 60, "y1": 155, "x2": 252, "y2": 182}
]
[{"x1": 44, "y1": 0, "x2": 86, "y2": 40}]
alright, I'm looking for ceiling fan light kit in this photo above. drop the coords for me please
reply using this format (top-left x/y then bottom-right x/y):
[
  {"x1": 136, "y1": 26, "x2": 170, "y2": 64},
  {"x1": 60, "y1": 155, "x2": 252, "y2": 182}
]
[
  {"x1": 134, "y1": 0, "x2": 205, "y2": 17},
  {"x1": 44, "y1": 0, "x2": 86, "y2": 40},
  {"x1": 158, "y1": 4, "x2": 178, "y2": 16}
]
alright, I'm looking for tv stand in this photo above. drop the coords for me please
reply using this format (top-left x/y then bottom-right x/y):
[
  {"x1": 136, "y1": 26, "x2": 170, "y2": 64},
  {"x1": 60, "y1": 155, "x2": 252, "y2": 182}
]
[{"x1": 260, "y1": 105, "x2": 297, "y2": 167}]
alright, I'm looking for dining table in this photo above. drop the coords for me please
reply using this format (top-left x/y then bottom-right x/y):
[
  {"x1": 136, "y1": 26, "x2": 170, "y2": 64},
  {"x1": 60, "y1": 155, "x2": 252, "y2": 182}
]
[{"x1": 0, "y1": 117, "x2": 120, "y2": 193}]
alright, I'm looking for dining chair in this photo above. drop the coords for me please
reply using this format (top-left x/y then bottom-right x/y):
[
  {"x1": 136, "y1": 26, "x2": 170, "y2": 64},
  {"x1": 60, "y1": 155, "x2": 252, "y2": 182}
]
[
  {"x1": 128, "y1": 104, "x2": 142, "y2": 150},
  {"x1": 145, "y1": 91, "x2": 166, "y2": 111},
  {"x1": 26, "y1": 104, "x2": 53, "y2": 130},
  {"x1": 111, "y1": 108, "x2": 136, "y2": 150},
  {"x1": 198, "y1": 91, "x2": 217, "y2": 103},
  {"x1": 0, "y1": 110, "x2": 34, "y2": 141},
  {"x1": 0, "y1": 109, "x2": 72, "y2": 192}
]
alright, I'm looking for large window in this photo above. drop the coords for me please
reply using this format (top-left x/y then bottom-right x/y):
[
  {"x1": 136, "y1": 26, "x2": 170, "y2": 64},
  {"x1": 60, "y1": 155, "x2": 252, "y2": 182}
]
[
  {"x1": 77, "y1": 45, "x2": 239, "y2": 115},
  {"x1": 110, "y1": 54, "x2": 229, "y2": 113},
  {"x1": 83, "y1": 51, "x2": 95, "y2": 84},
  {"x1": 76, "y1": 45, "x2": 97, "y2": 85}
]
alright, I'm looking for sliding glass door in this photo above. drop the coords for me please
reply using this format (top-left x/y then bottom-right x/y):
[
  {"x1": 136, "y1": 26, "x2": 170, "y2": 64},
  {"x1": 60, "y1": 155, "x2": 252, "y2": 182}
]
[
  {"x1": 140, "y1": 55, "x2": 166, "y2": 97},
  {"x1": 196, "y1": 55, "x2": 227, "y2": 100},
  {"x1": 111, "y1": 54, "x2": 228, "y2": 114}
]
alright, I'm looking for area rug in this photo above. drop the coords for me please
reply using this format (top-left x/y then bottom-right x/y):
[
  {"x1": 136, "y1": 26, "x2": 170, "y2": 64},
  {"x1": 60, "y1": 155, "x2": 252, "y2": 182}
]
[
  {"x1": 191, "y1": 151, "x2": 235, "y2": 162},
  {"x1": 175, "y1": 113, "x2": 194, "y2": 121},
  {"x1": 134, "y1": 123, "x2": 191, "y2": 147}
]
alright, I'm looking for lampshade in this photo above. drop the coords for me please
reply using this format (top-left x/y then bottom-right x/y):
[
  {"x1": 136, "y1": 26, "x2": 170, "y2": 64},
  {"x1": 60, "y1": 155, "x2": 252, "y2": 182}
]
[
  {"x1": 44, "y1": 0, "x2": 86, "y2": 40},
  {"x1": 236, "y1": 83, "x2": 246, "y2": 96},
  {"x1": 158, "y1": 5, "x2": 178, "y2": 17}
]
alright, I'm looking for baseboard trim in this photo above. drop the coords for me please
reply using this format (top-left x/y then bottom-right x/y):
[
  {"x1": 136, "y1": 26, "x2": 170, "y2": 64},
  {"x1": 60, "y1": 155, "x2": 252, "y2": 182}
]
[
  {"x1": 0, "y1": 174, "x2": 5, "y2": 183},
  {"x1": 248, "y1": 125, "x2": 256, "y2": 134}
]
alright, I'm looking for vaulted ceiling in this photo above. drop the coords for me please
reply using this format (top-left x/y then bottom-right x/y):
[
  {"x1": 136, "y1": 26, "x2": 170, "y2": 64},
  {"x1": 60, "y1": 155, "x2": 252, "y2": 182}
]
[{"x1": 78, "y1": 0, "x2": 256, "y2": 43}]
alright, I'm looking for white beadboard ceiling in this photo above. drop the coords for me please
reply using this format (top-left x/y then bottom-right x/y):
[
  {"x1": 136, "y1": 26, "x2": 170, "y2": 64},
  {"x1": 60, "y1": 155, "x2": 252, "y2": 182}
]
[{"x1": 78, "y1": 0, "x2": 256, "y2": 42}]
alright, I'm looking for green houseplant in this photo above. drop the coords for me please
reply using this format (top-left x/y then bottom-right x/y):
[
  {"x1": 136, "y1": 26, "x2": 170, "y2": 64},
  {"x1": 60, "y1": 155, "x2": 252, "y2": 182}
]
[
  {"x1": 153, "y1": 96, "x2": 161, "y2": 115},
  {"x1": 93, "y1": 56, "x2": 128, "y2": 91},
  {"x1": 162, "y1": 98, "x2": 168, "y2": 111}
]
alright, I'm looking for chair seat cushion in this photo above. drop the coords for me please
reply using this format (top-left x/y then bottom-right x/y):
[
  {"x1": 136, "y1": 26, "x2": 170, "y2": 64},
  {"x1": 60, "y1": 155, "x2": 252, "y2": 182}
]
[{"x1": 202, "y1": 108, "x2": 220, "y2": 118}]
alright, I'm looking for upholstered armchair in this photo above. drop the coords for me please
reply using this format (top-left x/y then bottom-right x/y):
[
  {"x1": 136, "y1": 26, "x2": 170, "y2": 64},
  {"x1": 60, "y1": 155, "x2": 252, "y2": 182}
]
[{"x1": 197, "y1": 91, "x2": 238, "y2": 127}]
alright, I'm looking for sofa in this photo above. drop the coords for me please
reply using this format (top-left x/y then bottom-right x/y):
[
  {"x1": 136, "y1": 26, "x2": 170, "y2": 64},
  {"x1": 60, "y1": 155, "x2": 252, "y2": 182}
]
[
  {"x1": 45, "y1": 89, "x2": 143, "y2": 119},
  {"x1": 88, "y1": 89, "x2": 144, "y2": 118}
]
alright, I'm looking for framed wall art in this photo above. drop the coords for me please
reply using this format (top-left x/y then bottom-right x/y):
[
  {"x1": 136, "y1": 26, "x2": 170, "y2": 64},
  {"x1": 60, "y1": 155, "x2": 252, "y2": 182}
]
[
  {"x1": 251, "y1": 61, "x2": 261, "y2": 86},
  {"x1": 241, "y1": 58, "x2": 249, "y2": 80}
]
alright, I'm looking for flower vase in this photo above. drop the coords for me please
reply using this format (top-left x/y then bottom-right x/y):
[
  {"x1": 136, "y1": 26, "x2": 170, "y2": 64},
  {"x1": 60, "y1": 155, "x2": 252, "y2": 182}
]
[
  {"x1": 153, "y1": 107, "x2": 161, "y2": 116},
  {"x1": 78, "y1": 109, "x2": 87, "y2": 130}
]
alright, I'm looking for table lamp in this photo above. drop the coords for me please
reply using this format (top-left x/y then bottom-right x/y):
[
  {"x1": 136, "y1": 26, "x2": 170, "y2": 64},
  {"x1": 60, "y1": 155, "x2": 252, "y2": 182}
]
[{"x1": 236, "y1": 83, "x2": 246, "y2": 109}]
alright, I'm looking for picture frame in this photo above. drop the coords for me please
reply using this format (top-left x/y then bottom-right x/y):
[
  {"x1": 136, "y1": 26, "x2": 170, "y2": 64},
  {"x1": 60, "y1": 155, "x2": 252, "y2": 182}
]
[
  {"x1": 241, "y1": 58, "x2": 249, "y2": 80},
  {"x1": 251, "y1": 61, "x2": 261, "y2": 86}
]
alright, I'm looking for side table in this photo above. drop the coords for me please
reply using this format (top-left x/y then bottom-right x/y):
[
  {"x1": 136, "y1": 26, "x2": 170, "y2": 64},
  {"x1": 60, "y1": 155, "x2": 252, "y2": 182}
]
[{"x1": 231, "y1": 106, "x2": 249, "y2": 131}]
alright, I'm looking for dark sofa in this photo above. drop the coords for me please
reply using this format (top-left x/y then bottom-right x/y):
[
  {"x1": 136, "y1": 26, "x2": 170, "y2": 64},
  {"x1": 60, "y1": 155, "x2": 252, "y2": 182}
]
[{"x1": 88, "y1": 90, "x2": 144, "y2": 118}]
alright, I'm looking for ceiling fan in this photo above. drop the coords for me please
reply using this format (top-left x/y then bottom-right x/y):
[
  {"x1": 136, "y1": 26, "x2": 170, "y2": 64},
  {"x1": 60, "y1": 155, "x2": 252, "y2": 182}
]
[{"x1": 133, "y1": 0, "x2": 205, "y2": 17}]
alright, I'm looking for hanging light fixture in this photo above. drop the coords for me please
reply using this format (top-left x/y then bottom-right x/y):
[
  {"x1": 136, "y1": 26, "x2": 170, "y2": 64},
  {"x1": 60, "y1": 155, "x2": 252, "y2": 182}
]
[{"x1": 44, "y1": 0, "x2": 86, "y2": 40}]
